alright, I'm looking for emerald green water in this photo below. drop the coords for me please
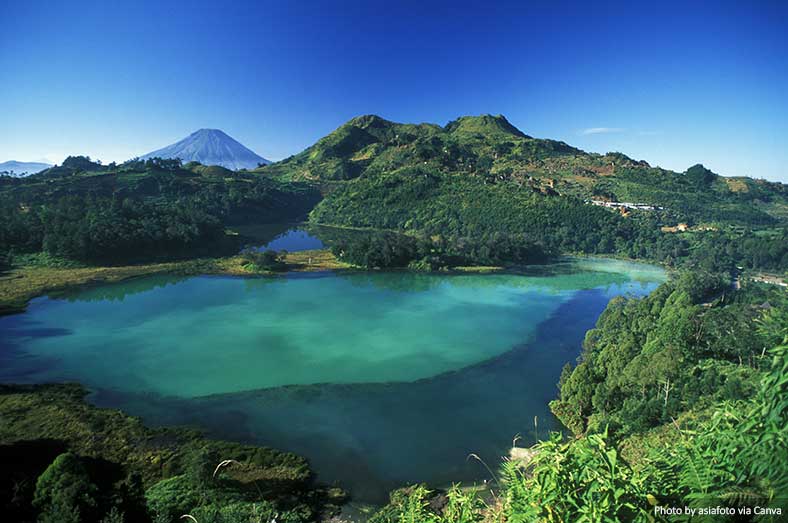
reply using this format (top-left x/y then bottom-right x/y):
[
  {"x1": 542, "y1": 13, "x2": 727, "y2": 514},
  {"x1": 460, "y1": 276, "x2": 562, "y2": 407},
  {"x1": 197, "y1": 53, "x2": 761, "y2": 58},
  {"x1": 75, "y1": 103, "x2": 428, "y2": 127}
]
[{"x1": 0, "y1": 258, "x2": 665, "y2": 502}]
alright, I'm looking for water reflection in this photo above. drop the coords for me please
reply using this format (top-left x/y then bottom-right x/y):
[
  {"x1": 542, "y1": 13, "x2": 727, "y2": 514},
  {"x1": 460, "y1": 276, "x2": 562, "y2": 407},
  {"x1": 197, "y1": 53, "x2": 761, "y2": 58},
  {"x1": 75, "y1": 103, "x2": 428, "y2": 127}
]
[{"x1": 236, "y1": 223, "x2": 325, "y2": 252}]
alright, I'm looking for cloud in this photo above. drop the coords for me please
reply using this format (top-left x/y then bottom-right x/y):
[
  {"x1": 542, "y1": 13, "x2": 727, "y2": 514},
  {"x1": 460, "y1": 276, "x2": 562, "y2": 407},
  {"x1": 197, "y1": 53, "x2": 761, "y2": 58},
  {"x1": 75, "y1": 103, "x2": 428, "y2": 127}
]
[{"x1": 580, "y1": 127, "x2": 625, "y2": 135}]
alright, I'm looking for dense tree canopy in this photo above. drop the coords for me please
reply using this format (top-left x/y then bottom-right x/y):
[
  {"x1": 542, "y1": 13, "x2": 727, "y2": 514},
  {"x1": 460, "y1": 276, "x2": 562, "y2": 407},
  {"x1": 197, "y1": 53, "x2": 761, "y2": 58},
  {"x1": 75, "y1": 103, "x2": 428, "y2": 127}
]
[
  {"x1": 551, "y1": 274, "x2": 784, "y2": 437},
  {"x1": 0, "y1": 159, "x2": 321, "y2": 264}
]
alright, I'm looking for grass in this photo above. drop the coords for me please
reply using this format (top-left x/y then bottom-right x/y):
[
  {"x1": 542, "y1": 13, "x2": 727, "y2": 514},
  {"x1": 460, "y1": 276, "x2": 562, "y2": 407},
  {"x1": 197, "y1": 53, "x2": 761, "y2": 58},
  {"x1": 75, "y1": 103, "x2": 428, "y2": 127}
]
[
  {"x1": 282, "y1": 249, "x2": 351, "y2": 271},
  {"x1": 0, "y1": 383, "x2": 311, "y2": 488},
  {"x1": 0, "y1": 249, "x2": 353, "y2": 316},
  {"x1": 451, "y1": 265, "x2": 504, "y2": 273},
  {"x1": 0, "y1": 259, "x2": 220, "y2": 315}
]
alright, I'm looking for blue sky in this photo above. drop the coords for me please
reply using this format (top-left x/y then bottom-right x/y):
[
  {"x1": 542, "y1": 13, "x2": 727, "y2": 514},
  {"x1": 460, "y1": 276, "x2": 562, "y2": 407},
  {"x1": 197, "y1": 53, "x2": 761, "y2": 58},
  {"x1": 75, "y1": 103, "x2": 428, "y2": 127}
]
[{"x1": 1, "y1": 0, "x2": 787, "y2": 181}]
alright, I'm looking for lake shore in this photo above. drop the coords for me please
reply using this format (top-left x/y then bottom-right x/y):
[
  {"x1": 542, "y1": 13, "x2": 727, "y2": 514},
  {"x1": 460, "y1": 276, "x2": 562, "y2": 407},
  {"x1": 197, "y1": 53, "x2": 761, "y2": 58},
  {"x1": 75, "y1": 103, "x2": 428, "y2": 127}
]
[
  {"x1": 0, "y1": 249, "x2": 511, "y2": 317},
  {"x1": 0, "y1": 249, "x2": 346, "y2": 316},
  {"x1": 0, "y1": 259, "x2": 666, "y2": 504}
]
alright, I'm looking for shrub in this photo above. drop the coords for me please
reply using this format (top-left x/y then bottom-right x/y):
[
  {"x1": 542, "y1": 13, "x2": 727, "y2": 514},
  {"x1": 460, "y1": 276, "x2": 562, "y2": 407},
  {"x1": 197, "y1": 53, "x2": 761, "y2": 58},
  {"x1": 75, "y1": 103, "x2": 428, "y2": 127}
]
[
  {"x1": 33, "y1": 453, "x2": 99, "y2": 523},
  {"x1": 240, "y1": 249, "x2": 287, "y2": 272}
]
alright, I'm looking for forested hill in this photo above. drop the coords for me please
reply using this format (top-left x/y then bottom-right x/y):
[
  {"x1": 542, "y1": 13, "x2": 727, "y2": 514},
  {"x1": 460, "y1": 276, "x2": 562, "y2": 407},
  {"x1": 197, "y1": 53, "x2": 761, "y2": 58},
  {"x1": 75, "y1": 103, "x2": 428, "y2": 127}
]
[
  {"x1": 257, "y1": 115, "x2": 787, "y2": 273},
  {"x1": 257, "y1": 114, "x2": 788, "y2": 226},
  {"x1": 2, "y1": 117, "x2": 787, "y2": 272},
  {"x1": 0, "y1": 157, "x2": 320, "y2": 264}
]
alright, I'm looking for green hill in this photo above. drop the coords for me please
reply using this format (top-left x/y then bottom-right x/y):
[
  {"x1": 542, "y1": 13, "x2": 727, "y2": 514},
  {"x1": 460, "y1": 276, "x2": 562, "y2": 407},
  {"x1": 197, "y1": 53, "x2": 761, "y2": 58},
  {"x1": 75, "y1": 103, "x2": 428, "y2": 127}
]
[
  {"x1": 254, "y1": 115, "x2": 787, "y2": 272},
  {"x1": 258, "y1": 114, "x2": 787, "y2": 227},
  {"x1": 0, "y1": 157, "x2": 321, "y2": 264},
  {"x1": 4, "y1": 118, "x2": 784, "y2": 273}
]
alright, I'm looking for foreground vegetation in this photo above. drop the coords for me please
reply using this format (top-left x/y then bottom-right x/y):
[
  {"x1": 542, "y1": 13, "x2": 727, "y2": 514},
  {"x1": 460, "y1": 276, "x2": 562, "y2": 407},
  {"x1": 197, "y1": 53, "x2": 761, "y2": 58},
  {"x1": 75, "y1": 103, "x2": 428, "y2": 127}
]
[
  {"x1": 369, "y1": 337, "x2": 787, "y2": 522},
  {"x1": 0, "y1": 384, "x2": 345, "y2": 523}
]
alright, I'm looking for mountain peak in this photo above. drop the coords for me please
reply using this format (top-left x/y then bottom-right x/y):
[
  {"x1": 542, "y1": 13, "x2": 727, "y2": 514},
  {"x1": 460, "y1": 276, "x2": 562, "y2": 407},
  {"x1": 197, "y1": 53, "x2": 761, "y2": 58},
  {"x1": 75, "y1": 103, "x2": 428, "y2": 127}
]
[
  {"x1": 346, "y1": 115, "x2": 394, "y2": 129},
  {"x1": 0, "y1": 160, "x2": 53, "y2": 177},
  {"x1": 192, "y1": 128, "x2": 228, "y2": 135},
  {"x1": 141, "y1": 129, "x2": 270, "y2": 170},
  {"x1": 445, "y1": 114, "x2": 529, "y2": 138}
]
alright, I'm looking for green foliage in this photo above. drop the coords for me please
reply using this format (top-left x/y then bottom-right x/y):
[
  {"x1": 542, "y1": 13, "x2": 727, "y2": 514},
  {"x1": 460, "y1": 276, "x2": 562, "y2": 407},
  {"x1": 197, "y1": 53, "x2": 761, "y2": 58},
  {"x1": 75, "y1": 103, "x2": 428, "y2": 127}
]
[
  {"x1": 640, "y1": 342, "x2": 788, "y2": 520},
  {"x1": 145, "y1": 475, "x2": 200, "y2": 522},
  {"x1": 331, "y1": 231, "x2": 428, "y2": 269},
  {"x1": 0, "y1": 384, "x2": 322, "y2": 523},
  {"x1": 145, "y1": 445, "x2": 316, "y2": 523},
  {"x1": 100, "y1": 506, "x2": 125, "y2": 523},
  {"x1": 36, "y1": 195, "x2": 226, "y2": 263},
  {"x1": 374, "y1": 342, "x2": 786, "y2": 522},
  {"x1": 756, "y1": 304, "x2": 788, "y2": 348},
  {"x1": 307, "y1": 165, "x2": 787, "y2": 272},
  {"x1": 33, "y1": 452, "x2": 99, "y2": 523},
  {"x1": 685, "y1": 164, "x2": 716, "y2": 187},
  {"x1": 0, "y1": 161, "x2": 321, "y2": 265},
  {"x1": 369, "y1": 485, "x2": 484, "y2": 523},
  {"x1": 0, "y1": 249, "x2": 10, "y2": 273},
  {"x1": 552, "y1": 275, "x2": 779, "y2": 437},
  {"x1": 255, "y1": 114, "x2": 787, "y2": 271},
  {"x1": 502, "y1": 431, "x2": 653, "y2": 522},
  {"x1": 240, "y1": 249, "x2": 287, "y2": 272},
  {"x1": 187, "y1": 500, "x2": 286, "y2": 523},
  {"x1": 310, "y1": 166, "x2": 630, "y2": 255},
  {"x1": 331, "y1": 228, "x2": 548, "y2": 270},
  {"x1": 37, "y1": 155, "x2": 104, "y2": 177}
]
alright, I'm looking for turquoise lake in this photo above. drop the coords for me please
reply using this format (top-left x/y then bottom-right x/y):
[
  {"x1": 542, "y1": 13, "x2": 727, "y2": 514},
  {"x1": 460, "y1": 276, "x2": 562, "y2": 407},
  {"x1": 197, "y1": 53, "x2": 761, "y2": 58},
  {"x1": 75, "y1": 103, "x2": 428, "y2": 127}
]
[{"x1": 0, "y1": 258, "x2": 665, "y2": 502}]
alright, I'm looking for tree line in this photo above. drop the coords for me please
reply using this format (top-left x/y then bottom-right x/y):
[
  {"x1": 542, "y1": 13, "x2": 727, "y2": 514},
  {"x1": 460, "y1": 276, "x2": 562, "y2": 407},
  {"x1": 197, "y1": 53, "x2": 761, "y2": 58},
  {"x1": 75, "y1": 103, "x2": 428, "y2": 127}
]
[
  {"x1": 329, "y1": 230, "x2": 549, "y2": 270},
  {"x1": 0, "y1": 159, "x2": 321, "y2": 265},
  {"x1": 310, "y1": 167, "x2": 788, "y2": 274}
]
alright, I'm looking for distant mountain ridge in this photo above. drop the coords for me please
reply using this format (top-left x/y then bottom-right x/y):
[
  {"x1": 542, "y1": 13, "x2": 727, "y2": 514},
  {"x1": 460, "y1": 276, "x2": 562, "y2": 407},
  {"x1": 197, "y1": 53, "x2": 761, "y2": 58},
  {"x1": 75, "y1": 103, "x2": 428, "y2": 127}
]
[
  {"x1": 141, "y1": 129, "x2": 270, "y2": 171},
  {"x1": 0, "y1": 160, "x2": 52, "y2": 177}
]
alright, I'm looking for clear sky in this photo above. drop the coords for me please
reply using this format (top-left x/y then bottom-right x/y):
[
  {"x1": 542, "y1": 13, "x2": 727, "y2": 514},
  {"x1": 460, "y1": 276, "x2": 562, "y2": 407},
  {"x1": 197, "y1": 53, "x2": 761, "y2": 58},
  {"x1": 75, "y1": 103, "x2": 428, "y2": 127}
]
[{"x1": 1, "y1": 0, "x2": 786, "y2": 181}]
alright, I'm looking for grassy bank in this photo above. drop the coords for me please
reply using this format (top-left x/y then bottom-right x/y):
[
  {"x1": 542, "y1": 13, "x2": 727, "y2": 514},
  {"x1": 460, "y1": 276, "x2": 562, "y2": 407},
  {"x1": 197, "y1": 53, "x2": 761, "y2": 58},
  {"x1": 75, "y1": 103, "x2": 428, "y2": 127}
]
[
  {"x1": 0, "y1": 249, "x2": 353, "y2": 316},
  {"x1": 0, "y1": 248, "x2": 513, "y2": 316}
]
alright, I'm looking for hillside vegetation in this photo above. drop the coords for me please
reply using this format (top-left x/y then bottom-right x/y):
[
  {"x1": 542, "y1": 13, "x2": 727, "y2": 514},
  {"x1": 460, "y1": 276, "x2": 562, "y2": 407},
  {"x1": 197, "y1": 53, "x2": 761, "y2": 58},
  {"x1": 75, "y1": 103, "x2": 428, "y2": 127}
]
[
  {"x1": 2, "y1": 116, "x2": 786, "y2": 274},
  {"x1": 0, "y1": 157, "x2": 320, "y2": 265},
  {"x1": 259, "y1": 115, "x2": 788, "y2": 273},
  {"x1": 259, "y1": 114, "x2": 787, "y2": 226}
]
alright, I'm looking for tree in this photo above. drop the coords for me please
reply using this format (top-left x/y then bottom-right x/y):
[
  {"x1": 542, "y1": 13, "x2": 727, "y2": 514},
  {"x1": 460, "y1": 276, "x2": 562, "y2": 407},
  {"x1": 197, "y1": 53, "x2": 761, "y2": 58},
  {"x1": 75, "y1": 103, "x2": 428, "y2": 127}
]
[
  {"x1": 0, "y1": 250, "x2": 10, "y2": 273},
  {"x1": 33, "y1": 453, "x2": 99, "y2": 523},
  {"x1": 685, "y1": 164, "x2": 716, "y2": 186}
]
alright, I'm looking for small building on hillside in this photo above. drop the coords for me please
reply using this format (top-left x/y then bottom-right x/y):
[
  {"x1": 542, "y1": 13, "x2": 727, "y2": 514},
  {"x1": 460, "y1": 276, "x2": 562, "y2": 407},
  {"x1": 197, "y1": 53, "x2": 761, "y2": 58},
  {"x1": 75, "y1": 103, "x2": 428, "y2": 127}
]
[{"x1": 661, "y1": 223, "x2": 689, "y2": 233}]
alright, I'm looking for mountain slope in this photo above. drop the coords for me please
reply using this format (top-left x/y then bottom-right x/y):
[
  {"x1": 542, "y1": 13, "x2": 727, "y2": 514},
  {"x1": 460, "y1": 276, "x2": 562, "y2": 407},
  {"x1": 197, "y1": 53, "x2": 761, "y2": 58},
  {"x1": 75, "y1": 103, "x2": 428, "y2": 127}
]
[
  {"x1": 257, "y1": 114, "x2": 787, "y2": 226},
  {"x1": 141, "y1": 129, "x2": 270, "y2": 171},
  {"x1": 0, "y1": 161, "x2": 52, "y2": 177}
]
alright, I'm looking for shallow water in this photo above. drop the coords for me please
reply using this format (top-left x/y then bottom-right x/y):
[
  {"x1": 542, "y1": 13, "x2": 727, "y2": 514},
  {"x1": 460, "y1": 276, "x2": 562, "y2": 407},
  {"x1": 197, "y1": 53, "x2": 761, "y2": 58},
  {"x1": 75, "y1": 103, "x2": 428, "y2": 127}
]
[
  {"x1": 0, "y1": 258, "x2": 665, "y2": 502},
  {"x1": 235, "y1": 223, "x2": 325, "y2": 252},
  {"x1": 257, "y1": 227, "x2": 325, "y2": 252}
]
